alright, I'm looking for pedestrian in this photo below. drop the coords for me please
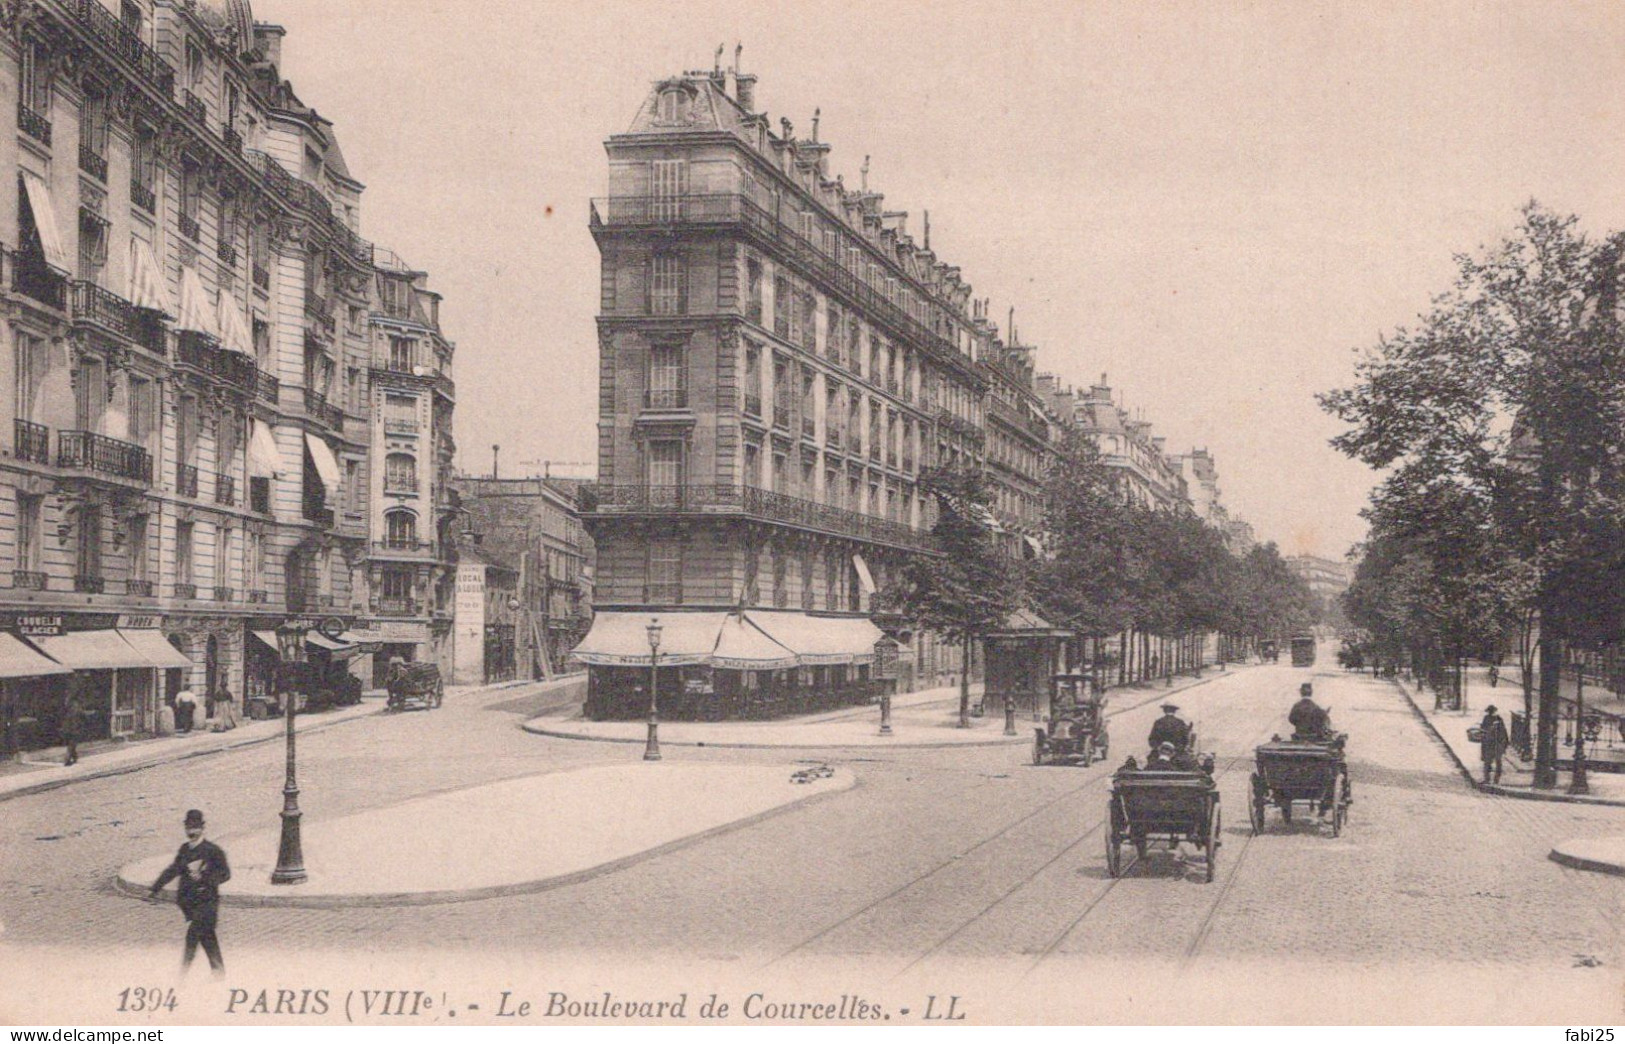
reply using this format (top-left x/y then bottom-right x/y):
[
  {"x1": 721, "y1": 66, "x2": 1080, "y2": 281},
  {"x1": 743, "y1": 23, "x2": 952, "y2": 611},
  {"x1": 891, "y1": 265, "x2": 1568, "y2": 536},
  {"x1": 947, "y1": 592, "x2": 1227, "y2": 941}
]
[
  {"x1": 211, "y1": 687, "x2": 237, "y2": 732},
  {"x1": 1488, "y1": 664, "x2": 1500, "y2": 689},
  {"x1": 174, "y1": 688, "x2": 197, "y2": 733},
  {"x1": 59, "y1": 684, "x2": 84, "y2": 767},
  {"x1": 147, "y1": 809, "x2": 230, "y2": 976},
  {"x1": 1478, "y1": 704, "x2": 1510, "y2": 784}
]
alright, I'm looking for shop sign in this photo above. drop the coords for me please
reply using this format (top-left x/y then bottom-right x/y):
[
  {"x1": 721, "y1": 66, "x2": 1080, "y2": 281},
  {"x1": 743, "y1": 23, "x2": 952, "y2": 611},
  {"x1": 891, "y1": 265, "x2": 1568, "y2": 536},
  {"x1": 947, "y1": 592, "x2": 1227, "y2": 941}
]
[
  {"x1": 369, "y1": 621, "x2": 426, "y2": 641},
  {"x1": 873, "y1": 637, "x2": 901, "y2": 680},
  {"x1": 117, "y1": 614, "x2": 163, "y2": 629},
  {"x1": 14, "y1": 614, "x2": 63, "y2": 636}
]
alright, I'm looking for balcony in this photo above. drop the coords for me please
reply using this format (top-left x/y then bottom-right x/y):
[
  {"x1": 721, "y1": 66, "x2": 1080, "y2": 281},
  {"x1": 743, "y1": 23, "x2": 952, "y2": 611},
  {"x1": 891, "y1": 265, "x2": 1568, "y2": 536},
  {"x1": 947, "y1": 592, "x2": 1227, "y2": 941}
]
[
  {"x1": 74, "y1": 574, "x2": 105, "y2": 594},
  {"x1": 18, "y1": 102, "x2": 50, "y2": 145},
  {"x1": 222, "y1": 126, "x2": 243, "y2": 155},
  {"x1": 383, "y1": 417, "x2": 419, "y2": 435},
  {"x1": 215, "y1": 474, "x2": 235, "y2": 506},
  {"x1": 372, "y1": 596, "x2": 419, "y2": 617},
  {"x1": 826, "y1": 427, "x2": 843, "y2": 450},
  {"x1": 66, "y1": 0, "x2": 177, "y2": 98},
  {"x1": 643, "y1": 583, "x2": 682, "y2": 605},
  {"x1": 78, "y1": 143, "x2": 107, "y2": 181},
  {"x1": 174, "y1": 582, "x2": 197, "y2": 600},
  {"x1": 175, "y1": 332, "x2": 257, "y2": 392},
  {"x1": 744, "y1": 393, "x2": 762, "y2": 418},
  {"x1": 12, "y1": 254, "x2": 67, "y2": 311},
  {"x1": 57, "y1": 430, "x2": 152, "y2": 484},
  {"x1": 372, "y1": 539, "x2": 437, "y2": 560},
  {"x1": 252, "y1": 263, "x2": 270, "y2": 290},
  {"x1": 179, "y1": 213, "x2": 200, "y2": 240},
  {"x1": 247, "y1": 589, "x2": 268, "y2": 604},
  {"x1": 214, "y1": 586, "x2": 235, "y2": 602},
  {"x1": 304, "y1": 387, "x2": 343, "y2": 430},
  {"x1": 383, "y1": 478, "x2": 419, "y2": 495},
  {"x1": 586, "y1": 484, "x2": 936, "y2": 552},
  {"x1": 182, "y1": 90, "x2": 206, "y2": 124},
  {"x1": 255, "y1": 371, "x2": 279, "y2": 405},
  {"x1": 802, "y1": 415, "x2": 817, "y2": 439},
  {"x1": 130, "y1": 178, "x2": 156, "y2": 213},
  {"x1": 12, "y1": 571, "x2": 47, "y2": 591},
  {"x1": 70, "y1": 280, "x2": 136, "y2": 339},
  {"x1": 642, "y1": 388, "x2": 689, "y2": 411},
  {"x1": 304, "y1": 295, "x2": 336, "y2": 339},
  {"x1": 176, "y1": 463, "x2": 199, "y2": 498},
  {"x1": 126, "y1": 579, "x2": 153, "y2": 597},
  {"x1": 14, "y1": 419, "x2": 49, "y2": 464},
  {"x1": 217, "y1": 241, "x2": 237, "y2": 268}
]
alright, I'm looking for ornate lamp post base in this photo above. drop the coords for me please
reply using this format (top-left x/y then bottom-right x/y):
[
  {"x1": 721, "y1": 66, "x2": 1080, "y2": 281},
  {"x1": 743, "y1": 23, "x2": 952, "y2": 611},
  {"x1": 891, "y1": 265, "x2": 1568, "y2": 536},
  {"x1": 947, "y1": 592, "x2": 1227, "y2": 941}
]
[
  {"x1": 879, "y1": 693, "x2": 893, "y2": 736},
  {"x1": 1004, "y1": 695, "x2": 1017, "y2": 736},
  {"x1": 271, "y1": 795, "x2": 307, "y2": 884},
  {"x1": 644, "y1": 720, "x2": 662, "y2": 761}
]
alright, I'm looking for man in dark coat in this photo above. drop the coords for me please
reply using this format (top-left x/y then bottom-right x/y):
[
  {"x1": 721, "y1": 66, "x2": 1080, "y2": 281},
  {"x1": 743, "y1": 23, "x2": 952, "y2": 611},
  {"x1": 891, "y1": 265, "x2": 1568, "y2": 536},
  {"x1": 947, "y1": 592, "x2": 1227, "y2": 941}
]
[
  {"x1": 1479, "y1": 704, "x2": 1511, "y2": 784},
  {"x1": 1147, "y1": 703, "x2": 1190, "y2": 752},
  {"x1": 1289, "y1": 683, "x2": 1331, "y2": 740},
  {"x1": 59, "y1": 686, "x2": 84, "y2": 766},
  {"x1": 147, "y1": 809, "x2": 230, "y2": 975}
]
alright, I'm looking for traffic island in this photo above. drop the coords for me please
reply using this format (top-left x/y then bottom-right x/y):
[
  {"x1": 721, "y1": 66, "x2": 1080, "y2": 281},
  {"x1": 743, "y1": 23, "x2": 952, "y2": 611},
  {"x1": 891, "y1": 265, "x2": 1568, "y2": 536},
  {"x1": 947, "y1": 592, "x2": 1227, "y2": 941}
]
[
  {"x1": 115, "y1": 762, "x2": 854, "y2": 907},
  {"x1": 1550, "y1": 836, "x2": 1625, "y2": 877}
]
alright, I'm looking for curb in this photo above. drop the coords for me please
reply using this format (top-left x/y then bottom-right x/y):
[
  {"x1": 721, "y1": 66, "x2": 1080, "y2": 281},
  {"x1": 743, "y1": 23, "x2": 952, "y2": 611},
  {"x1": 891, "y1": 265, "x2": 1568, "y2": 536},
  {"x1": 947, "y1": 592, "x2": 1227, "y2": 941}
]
[
  {"x1": 1387, "y1": 676, "x2": 1625, "y2": 809},
  {"x1": 522, "y1": 663, "x2": 1249, "y2": 752},
  {"x1": 113, "y1": 767, "x2": 859, "y2": 908},
  {"x1": 1549, "y1": 846, "x2": 1625, "y2": 877}
]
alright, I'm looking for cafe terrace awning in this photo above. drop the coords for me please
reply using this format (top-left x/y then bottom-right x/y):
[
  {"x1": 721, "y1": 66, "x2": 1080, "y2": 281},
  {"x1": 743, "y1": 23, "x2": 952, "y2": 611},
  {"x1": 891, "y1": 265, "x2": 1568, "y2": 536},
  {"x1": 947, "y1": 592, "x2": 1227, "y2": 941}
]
[
  {"x1": 711, "y1": 615, "x2": 798, "y2": 671},
  {"x1": 20, "y1": 170, "x2": 70, "y2": 274},
  {"x1": 116, "y1": 630, "x2": 196, "y2": 669},
  {"x1": 252, "y1": 630, "x2": 360, "y2": 659},
  {"x1": 28, "y1": 630, "x2": 161, "y2": 671},
  {"x1": 745, "y1": 611, "x2": 886, "y2": 667},
  {"x1": 0, "y1": 633, "x2": 71, "y2": 679},
  {"x1": 569, "y1": 612, "x2": 729, "y2": 668}
]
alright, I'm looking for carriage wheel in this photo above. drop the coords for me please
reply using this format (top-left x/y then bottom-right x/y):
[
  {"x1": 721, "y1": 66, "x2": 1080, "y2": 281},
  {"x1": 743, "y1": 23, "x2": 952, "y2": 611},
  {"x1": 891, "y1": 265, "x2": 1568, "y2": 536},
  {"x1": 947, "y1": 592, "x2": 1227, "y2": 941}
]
[
  {"x1": 1248, "y1": 774, "x2": 1266, "y2": 835},
  {"x1": 1105, "y1": 828, "x2": 1122, "y2": 878},
  {"x1": 1205, "y1": 809, "x2": 1220, "y2": 883}
]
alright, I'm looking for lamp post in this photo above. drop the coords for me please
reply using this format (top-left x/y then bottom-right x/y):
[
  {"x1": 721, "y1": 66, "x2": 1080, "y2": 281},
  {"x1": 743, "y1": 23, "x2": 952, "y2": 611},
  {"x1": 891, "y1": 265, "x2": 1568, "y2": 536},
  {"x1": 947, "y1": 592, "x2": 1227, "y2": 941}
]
[
  {"x1": 644, "y1": 617, "x2": 662, "y2": 761},
  {"x1": 270, "y1": 621, "x2": 308, "y2": 885},
  {"x1": 1570, "y1": 663, "x2": 1595, "y2": 795}
]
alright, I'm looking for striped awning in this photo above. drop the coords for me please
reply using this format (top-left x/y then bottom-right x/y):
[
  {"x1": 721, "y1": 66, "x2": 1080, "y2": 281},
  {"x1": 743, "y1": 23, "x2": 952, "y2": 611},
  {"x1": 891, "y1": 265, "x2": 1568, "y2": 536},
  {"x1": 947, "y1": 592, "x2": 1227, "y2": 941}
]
[
  {"x1": 127, "y1": 237, "x2": 174, "y2": 316},
  {"x1": 0, "y1": 633, "x2": 71, "y2": 679},
  {"x1": 176, "y1": 267, "x2": 220, "y2": 338},
  {"x1": 20, "y1": 170, "x2": 70, "y2": 274},
  {"x1": 304, "y1": 432, "x2": 341, "y2": 489},
  {"x1": 216, "y1": 292, "x2": 254, "y2": 355},
  {"x1": 249, "y1": 419, "x2": 280, "y2": 477}
]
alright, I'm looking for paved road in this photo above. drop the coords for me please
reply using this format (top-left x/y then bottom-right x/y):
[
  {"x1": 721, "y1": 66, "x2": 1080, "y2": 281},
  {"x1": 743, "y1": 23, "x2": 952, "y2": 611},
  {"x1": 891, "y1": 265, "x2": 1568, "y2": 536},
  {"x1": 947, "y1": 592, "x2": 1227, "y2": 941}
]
[{"x1": 2, "y1": 660, "x2": 1621, "y2": 1022}]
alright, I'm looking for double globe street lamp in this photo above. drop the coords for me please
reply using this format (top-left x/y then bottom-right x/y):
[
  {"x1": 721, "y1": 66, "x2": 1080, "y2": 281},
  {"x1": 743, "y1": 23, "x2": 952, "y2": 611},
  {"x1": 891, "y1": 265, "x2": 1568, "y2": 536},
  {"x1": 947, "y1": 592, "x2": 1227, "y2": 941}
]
[{"x1": 270, "y1": 620, "x2": 308, "y2": 885}]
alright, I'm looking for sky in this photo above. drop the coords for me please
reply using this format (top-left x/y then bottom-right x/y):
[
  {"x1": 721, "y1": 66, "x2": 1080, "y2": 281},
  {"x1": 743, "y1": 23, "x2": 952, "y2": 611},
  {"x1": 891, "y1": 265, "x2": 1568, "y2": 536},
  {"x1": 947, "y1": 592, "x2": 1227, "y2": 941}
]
[{"x1": 253, "y1": 0, "x2": 1625, "y2": 560}]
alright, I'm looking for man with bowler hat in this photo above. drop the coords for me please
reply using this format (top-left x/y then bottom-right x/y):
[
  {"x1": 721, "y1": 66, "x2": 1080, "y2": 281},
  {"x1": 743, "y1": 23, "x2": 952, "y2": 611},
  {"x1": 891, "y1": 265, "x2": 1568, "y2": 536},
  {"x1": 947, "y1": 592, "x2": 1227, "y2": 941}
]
[
  {"x1": 1147, "y1": 702, "x2": 1191, "y2": 753},
  {"x1": 147, "y1": 809, "x2": 230, "y2": 975},
  {"x1": 1478, "y1": 704, "x2": 1511, "y2": 784}
]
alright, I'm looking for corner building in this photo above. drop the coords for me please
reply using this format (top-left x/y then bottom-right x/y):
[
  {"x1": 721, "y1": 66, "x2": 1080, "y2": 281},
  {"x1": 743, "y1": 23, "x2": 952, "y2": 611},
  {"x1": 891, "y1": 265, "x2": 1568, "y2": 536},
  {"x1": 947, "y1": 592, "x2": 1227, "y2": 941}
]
[{"x1": 581, "y1": 66, "x2": 991, "y2": 718}]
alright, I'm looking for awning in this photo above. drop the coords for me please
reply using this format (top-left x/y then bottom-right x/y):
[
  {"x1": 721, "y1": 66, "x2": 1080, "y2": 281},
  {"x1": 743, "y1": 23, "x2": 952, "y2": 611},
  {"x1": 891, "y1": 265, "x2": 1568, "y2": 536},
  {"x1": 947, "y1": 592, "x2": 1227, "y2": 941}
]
[
  {"x1": 20, "y1": 170, "x2": 70, "y2": 274},
  {"x1": 1024, "y1": 535, "x2": 1046, "y2": 557},
  {"x1": 249, "y1": 420, "x2": 280, "y2": 478},
  {"x1": 127, "y1": 236, "x2": 175, "y2": 316},
  {"x1": 116, "y1": 630, "x2": 194, "y2": 669},
  {"x1": 0, "y1": 633, "x2": 71, "y2": 679},
  {"x1": 746, "y1": 611, "x2": 886, "y2": 666},
  {"x1": 28, "y1": 630, "x2": 155, "y2": 671},
  {"x1": 216, "y1": 291, "x2": 255, "y2": 355},
  {"x1": 852, "y1": 554, "x2": 876, "y2": 595},
  {"x1": 176, "y1": 267, "x2": 220, "y2": 338},
  {"x1": 304, "y1": 432, "x2": 341, "y2": 489},
  {"x1": 569, "y1": 611, "x2": 727, "y2": 667},
  {"x1": 305, "y1": 632, "x2": 355, "y2": 653},
  {"x1": 251, "y1": 630, "x2": 280, "y2": 652},
  {"x1": 711, "y1": 614, "x2": 798, "y2": 671}
]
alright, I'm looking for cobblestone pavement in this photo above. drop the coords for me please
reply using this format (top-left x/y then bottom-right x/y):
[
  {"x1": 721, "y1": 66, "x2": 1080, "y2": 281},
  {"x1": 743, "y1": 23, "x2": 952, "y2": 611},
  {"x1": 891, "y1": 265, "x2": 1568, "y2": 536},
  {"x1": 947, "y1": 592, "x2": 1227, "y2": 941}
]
[{"x1": 2, "y1": 662, "x2": 1620, "y2": 1021}]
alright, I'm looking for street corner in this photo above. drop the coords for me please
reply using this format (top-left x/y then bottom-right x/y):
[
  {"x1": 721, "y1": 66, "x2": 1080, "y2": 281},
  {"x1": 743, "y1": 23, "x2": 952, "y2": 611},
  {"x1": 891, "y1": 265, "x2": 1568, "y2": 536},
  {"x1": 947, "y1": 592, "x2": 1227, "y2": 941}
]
[
  {"x1": 114, "y1": 761, "x2": 857, "y2": 908},
  {"x1": 1549, "y1": 836, "x2": 1625, "y2": 877}
]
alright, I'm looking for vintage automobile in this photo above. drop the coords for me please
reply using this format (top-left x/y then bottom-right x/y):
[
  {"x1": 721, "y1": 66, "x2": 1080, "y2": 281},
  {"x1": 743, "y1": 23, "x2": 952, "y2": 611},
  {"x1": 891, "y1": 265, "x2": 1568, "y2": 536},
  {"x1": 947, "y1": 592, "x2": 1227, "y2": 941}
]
[
  {"x1": 1290, "y1": 634, "x2": 1317, "y2": 667},
  {"x1": 384, "y1": 660, "x2": 444, "y2": 711},
  {"x1": 1250, "y1": 734, "x2": 1351, "y2": 837},
  {"x1": 1033, "y1": 672, "x2": 1110, "y2": 766},
  {"x1": 1105, "y1": 754, "x2": 1221, "y2": 882},
  {"x1": 1260, "y1": 639, "x2": 1280, "y2": 663}
]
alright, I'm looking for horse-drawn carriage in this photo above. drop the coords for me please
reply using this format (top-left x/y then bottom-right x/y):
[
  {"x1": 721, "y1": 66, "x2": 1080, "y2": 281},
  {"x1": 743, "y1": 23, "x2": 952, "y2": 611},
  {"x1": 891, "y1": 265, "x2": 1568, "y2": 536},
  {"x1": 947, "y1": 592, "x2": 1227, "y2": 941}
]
[
  {"x1": 1249, "y1": 735, "x2": 1351, "y2": 836},
  {"x1": 1033, "y1": 672, "x2": 1110, "y2": 766},
  {"x1": 385, "y1": 660, "x2": 443, "y2": 711},
  {"x1": 1105, "y1": 756, "x2": 1221, "y2": 881}
]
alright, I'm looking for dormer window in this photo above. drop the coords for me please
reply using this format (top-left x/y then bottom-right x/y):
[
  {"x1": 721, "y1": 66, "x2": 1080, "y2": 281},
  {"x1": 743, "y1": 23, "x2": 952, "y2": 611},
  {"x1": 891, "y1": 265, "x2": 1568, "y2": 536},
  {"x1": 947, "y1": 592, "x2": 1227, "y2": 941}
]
[{"x1": 657, "y1": 88, "x2": 688, "y2": 123}]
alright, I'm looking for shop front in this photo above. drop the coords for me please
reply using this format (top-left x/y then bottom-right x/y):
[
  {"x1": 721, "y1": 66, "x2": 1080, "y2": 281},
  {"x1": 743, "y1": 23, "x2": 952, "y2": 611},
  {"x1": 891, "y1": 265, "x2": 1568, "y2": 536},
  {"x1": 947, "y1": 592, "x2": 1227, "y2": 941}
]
[{"x1": 0, "y1": 632, "x2": 72, "y2": 757}]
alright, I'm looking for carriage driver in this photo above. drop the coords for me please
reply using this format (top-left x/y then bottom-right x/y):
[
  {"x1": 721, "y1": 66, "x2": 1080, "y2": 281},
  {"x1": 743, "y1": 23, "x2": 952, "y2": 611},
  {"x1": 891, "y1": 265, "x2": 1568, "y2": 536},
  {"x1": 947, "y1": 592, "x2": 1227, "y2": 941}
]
[
  {"x1": 1289, "y1": 682, "x2": 1333, "y2": 741},
  {"x1": 1147, "y1": 703, "x2": 1191, "y2": 752}
]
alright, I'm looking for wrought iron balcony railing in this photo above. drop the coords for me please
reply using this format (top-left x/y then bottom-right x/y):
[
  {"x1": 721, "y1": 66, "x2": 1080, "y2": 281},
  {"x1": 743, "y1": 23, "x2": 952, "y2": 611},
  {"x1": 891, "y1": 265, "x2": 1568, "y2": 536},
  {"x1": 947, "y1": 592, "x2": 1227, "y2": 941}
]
[
  {"x1": 18, "y1": 103, "x2": 50, "y2": 144},
  {"x1": 182, "y1": 90, "x2": 205, "y2": 124},
  {"x1": 214, "y1": 586, "x2": 234, "y2": 602},
  {"x1": 304, "y1": 387, "x2": 343, "y2": 430},
  {"x1": 12, "y1": 570, "x2": 47, "y2": 591},
  {"x1": 174, "y1": 582, "x2": 197, "y2": 599},
  {"x1": 247, "y1": 589, "x2": 268, "y2": 604},
  {"x1": 71, "y1": 280, "x2": 135, "y2": 339},
  {"x1": 255, "y1": 371, "x2": 279, "y2": 405},
  {"x1": 222, "y1": 126, "x2": 243, "y2": 155},
  {"x1": 14, "y1": 419, "x2": 49, "y2": 464},
  {"x1": 373, "y1": 539, "x2": 437, "y2": 559},
  {"x1": 252, "y1": 263, "x2": 269, "y2": 290},
  {"x1": 586, "y1": 483, "x2": 935, "y2": 551},
  {"x1": 78, "y1": 143, "x2": 108, "y2": 181},
  {"x1": 643, "y1": 388, "x2": 689, "y2": 410},
  {"x1": 179, "y1": 213, "x2": 200, "y2": 240},
  {"x1": 130, "y1": 178, "x2": 156, "y2": 213},
  {"x1": 215, "y1": 474, "x2": 235, "y2": 506},
  {"x1": 67, "y1": 0, "x2": 177, "y2": 97},
  {"x1": 126, "y1": 579, "x2": 153, "y2": 597},
  {"x1": 73, "y1": 574, "x2": 104, "y2": 594},
  {"x1": 12, "y1": 254, "x2": 67, "y2": 310},
  {"x1": 383, "y1": 417, "x2": 419, "y2": 435},
  {"x1": 217, "y1": 242, "x2": 237, "y2": 268},
  {"x1": 57, "y1": 430, "x2": 152, "y2": 483},
  {"x1": 176, "y1": 463, "x2": 198, "y2": 497},
  {"x1": 372, "y1": 596, "x2": 419, "y2": 616}
]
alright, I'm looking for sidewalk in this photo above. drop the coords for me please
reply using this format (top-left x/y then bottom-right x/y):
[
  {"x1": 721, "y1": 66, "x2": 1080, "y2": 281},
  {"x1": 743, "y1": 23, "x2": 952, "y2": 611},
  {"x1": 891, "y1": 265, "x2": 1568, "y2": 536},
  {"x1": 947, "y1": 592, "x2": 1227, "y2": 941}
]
[
  {"x1": 116, "y1": 761, "x2": 854, "y2": 906},
  {"x1": 0, "y1": 676, "x2": 579, "y2": 804},
  {"x1": 1390, "y1": 666, "x2": 1625, "y2": 806},
  {"x1": 525, "y1": 665, "x2": 1249, "y2": 750}
]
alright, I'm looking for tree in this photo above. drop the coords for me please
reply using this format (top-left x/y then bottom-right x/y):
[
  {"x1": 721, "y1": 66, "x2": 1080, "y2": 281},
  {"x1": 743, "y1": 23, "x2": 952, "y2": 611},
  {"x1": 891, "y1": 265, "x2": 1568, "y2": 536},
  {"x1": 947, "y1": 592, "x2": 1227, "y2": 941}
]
[
  {"x1": 878, "y1": 465, "x2": 1019, "y2": 727},
  {"x1": 1322, "y1": 203, "x2": 1625, "y2": 786}
]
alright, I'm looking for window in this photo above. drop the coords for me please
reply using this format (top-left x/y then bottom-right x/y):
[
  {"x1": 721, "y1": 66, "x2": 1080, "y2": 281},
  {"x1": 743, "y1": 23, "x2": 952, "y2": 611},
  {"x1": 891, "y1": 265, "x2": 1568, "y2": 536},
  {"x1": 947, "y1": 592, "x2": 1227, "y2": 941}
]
[
  {"x1": 772, "y1": 452, "x2": 787, "y2": 493},
  {"x1": 798, "y1": 290, "x2": 816, "y2": 351},
  {"x1": 128, "y1": 514, "x2": 149, "y2": 582},
  {"x1": 745, "y1": 257, "x2": 763, "y2": 322},
  {"x1": 772, "y1": 355, "x2": 790, "y2": 421},
  {"x1": 771, "y1": 545, "x2": 787, "y2": 608},
  {"x1": 656, "y1": 89, "x2": 687, "y2": 123},
  {"x1": 773, "y1": 276, "x2": 791, "y2": 339},
  {"x1": 80, "y1": 90, "x2": 109, "y2": 164},
  {"x1": 20, "y1": 38, "x2": 51, "y2": 117},
  {"x1": 869, "y1": 340, "x2": 882, "y2": 383},
  {"x1": 176, "y1": 521, "x2": 194, "y2": 586},
  {"x1": 179, "y1": 162, "x2": 202, "y2": 234},
  {"x1": 218, "y1": 409, "x2": 240, "y2": 473},
  {"x1": 14, "y1": 332, "x2": 48, "y2": 422},
  {"x1": 345, "y1": 459, "x2": 361, "y2": 513},
  {"x1": 120, "y1": 1, "x2": 142, "y2": 35},
  {"x1": 217, "y1": 192, "x2": 238, "y2": 254},
  {"x1": 185, "y1": 39, "x2": 203, "y2": 90},
  {"x1": 385, "y1": 510, "x2": 417, "y2": 547},
  {"x1": 381, "y1": 567, "x2": 412, "y2": 600},
  {"x1": 176, "y1": 394, "x2": 199, "y2": 464},
  {"x1": 389, "y1": 336, "x2": 415, "y2": 371},
  {"x1": 649, "y1": 254, "x2": 686, "y2": 315},
  {"x1": 75, "y1": 358, "x2": 106, "y2": 433},
  {"x1": 744, "y1": 442, "x2": 761, "y2": 487},
  {"x1": 128, "y1": 376, "x2": 154, "y2": 447},
  {"x1": 743, "y1": 343, "x2": 762, "y2": 415},
  {"x1": 16, "y1": 494, "x2": 42, "y2": 573},
  {"x1": 76, "y1": 504, "x2": 101, "y2": 580},
  {"x1": 384, "y1": 452, "x2": 417, "y2": 493},
  {"x1": 133, "y1": 125, "x2": 158, "y2": 195},
  {"x1": 647, "y1": 538, "x2": 681, "y2": 603},
  {"x1": 384, "y1": 393, "x2": 417, "y2": 430},
  {"x1": 78, "y1": 209, "x2": 108, "y2": 281},
  {"x1": 217, "y1": 525, "x2": 234, "y2": 589},
  {"x1": 252, "y1": 318, "x2": 270, "y2": 367},
  {"x1": 246, "y1": 529, "x2": 264, "y2": 590},
  {"x1": 647, "y1": 344, "x2": 685, "y2": 408},
  {"x1": 651, "y1": 159, "x2": 686, "y2": 220},
  {"x1": 646, "y1": 440, "x2": 683, "y2": 488}
]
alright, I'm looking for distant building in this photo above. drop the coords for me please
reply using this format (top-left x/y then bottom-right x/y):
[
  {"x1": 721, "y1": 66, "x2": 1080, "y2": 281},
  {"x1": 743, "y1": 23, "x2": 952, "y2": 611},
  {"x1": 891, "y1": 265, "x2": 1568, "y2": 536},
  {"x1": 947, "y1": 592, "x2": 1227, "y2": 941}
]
[
  {"x1": 1041, "y1": 375, "x2": 1188, "y2": 512},
  {"x1": 449, "y1": 544, "x2": 517, "y2": 686},
  {"x1": 1286, "y1": 554, "x2": 1352, "y2": 600}
]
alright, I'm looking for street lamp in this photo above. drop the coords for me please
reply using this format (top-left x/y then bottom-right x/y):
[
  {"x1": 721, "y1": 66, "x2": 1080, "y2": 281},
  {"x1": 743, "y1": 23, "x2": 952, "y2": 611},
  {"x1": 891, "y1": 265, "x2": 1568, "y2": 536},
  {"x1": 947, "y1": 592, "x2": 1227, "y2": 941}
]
[
  {"x1": 644, "y1": 617, "x2": 662, "y2": 761},
  {"x1": 270, "y1": 621, "x2": 308, "y2": 885}
]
